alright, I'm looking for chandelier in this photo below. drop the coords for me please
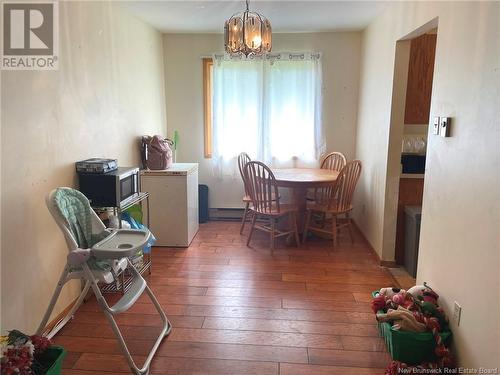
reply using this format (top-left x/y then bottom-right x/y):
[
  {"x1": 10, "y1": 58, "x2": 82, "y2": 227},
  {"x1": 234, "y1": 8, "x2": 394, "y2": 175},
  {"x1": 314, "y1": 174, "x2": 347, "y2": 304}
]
[{"x1": 224, "y1": 0, "x2": 272, "y2": 57}]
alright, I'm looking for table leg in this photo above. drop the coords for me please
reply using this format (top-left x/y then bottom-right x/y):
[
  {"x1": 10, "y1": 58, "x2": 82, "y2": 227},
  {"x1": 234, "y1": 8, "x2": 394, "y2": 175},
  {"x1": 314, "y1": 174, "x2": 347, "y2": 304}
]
[{"x1": 291, "y1": 187, "x2": 308, "y2": 233}]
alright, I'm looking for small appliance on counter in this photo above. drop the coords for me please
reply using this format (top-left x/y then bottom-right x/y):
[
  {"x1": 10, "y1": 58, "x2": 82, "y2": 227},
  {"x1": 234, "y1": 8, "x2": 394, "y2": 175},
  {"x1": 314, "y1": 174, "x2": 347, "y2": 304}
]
[
  {"x1": 140, "y1": 163, "x2": 199, "y2": 247},
  {"x1": 401, "y1": 136, "x2": 426, "y2": 174},
  {"x1": 78, "y1": 166, "x2": 139, "y2": 207},
  {"x1": 76, "y1": 158, "x2": 118, "y2": 174},
  {"x1": 401, "y1": 154, "x2": 426, "y2": 174}
]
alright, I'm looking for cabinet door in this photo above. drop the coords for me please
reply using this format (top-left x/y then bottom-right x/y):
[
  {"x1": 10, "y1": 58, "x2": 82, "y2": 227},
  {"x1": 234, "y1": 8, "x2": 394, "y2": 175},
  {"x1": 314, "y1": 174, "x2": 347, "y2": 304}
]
[
  {"x1": 141, "y1": 175, "x2": 188, "y2": 247},
  {"x1": 404, "y1": 34, "x2": 437, "y2": 124}
]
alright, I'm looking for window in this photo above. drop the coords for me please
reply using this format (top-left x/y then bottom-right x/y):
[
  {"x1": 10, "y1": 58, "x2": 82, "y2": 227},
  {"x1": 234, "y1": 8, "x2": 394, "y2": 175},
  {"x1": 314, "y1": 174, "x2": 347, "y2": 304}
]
[{"x1": 203, "y1": 53, "x2": 324, "y2": 175}]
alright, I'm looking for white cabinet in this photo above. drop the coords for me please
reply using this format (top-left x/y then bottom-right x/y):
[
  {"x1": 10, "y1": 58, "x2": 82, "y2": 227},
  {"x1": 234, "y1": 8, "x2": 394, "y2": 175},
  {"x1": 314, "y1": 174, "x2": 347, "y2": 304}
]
[{"x1": 140, "y1": 163, "x2": 199, "y2": 247}]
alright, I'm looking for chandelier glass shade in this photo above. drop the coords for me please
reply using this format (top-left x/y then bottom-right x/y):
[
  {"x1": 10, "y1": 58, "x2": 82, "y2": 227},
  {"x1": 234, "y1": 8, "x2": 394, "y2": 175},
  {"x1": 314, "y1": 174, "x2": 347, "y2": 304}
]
[{"x1": 224, "y1": 0, "x2": 272, "y2": 57}]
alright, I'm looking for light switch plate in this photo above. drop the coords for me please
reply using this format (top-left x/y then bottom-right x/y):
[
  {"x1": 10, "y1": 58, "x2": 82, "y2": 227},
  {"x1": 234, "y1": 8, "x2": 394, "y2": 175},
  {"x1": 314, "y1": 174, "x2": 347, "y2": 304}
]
[
  {"x1": 453, "y1": 301, "x2": 462, "y2": 326},
  {"x1": 432, "y1": 117, "x2": 440, "y2": 135},
  {"x1": 440, "y1": 117, "x2": 451, "y2": 137}
]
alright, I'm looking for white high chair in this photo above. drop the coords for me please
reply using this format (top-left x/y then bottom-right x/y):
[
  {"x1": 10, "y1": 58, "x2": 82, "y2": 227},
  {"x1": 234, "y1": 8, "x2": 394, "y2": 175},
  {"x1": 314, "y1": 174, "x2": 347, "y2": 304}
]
[{"x1": 37, "y1": 188, "x2": 171, "y2": 375}]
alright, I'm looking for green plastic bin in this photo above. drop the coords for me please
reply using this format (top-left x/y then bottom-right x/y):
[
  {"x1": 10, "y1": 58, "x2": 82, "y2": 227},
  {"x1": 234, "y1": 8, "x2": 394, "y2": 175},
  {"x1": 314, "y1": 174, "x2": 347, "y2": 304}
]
[
  {"x1": 39, "y1": 345, "x2": 66, "y2": 375},
  {"x1": 372, "y1": 291, "x2": 452, "y2": 365}
]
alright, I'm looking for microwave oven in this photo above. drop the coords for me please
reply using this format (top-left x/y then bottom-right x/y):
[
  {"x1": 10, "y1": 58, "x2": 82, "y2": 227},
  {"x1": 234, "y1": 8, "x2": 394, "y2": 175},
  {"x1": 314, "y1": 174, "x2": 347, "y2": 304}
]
[
  {"x1": 401, "y1": 154, "x2": 426, "y2": 174},
  {"x1": 78, "y1": 167, "x2": 139, "y2": 207}
]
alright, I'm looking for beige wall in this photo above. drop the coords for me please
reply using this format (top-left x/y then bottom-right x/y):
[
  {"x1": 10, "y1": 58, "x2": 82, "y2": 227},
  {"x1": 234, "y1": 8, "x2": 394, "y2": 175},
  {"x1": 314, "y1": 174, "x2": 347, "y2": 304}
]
[
  {"x1": 354, "y1": 1, "x2": 500, "y2": 367},
  {"x1": 0, "y1": 2, "x2": 166, "y2": 333},
  {"x1": 382, "y1": 39, "x2": 411, "y2": 263},
  {"x1": 163, "y1": 32, "x2": 361, "y2": 208}
]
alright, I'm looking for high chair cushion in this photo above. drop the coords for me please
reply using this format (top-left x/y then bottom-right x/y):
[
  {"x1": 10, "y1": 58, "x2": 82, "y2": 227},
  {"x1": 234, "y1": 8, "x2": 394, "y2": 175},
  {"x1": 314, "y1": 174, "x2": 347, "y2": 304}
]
[
  {"x1": 53, "y1": 188, "x2": 114, "y2": 271},
  {"x1": 54, "y1": 188, "x2": 100, "y2": 247}
]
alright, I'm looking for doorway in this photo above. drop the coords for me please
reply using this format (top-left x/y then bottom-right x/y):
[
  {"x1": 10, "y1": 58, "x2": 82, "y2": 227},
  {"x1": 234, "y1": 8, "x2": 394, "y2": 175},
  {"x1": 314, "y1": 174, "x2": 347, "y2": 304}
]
[{"x1": 382, "y1": 20, "x2": 438, "y2": 287}]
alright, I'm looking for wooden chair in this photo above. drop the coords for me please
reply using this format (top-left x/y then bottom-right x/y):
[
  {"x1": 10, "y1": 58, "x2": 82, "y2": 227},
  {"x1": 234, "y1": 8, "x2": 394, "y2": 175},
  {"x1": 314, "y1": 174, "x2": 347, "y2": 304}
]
[
  {"x1": 320, "y1": 151, "x2": 347, "y2": 171},
  {"x1": 303, "y1": 160, "x2": 362, "y2": 247},
  {"x1": 237, "y1": 152, "x2": 252, "y2": 234},
  {"x1": 244, "y1": 161, "x2": 300, "y2": 250},
  {"x1": 307, "y1": 152, "x2": 347, "y2": 201}
]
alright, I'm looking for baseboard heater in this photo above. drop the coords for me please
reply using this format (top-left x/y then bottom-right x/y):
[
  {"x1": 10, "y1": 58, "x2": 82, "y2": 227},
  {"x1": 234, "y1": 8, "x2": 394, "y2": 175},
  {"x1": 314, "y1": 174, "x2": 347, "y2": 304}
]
[{"x1": 209, "y1": 208, "x2": 245, "y2": 221}]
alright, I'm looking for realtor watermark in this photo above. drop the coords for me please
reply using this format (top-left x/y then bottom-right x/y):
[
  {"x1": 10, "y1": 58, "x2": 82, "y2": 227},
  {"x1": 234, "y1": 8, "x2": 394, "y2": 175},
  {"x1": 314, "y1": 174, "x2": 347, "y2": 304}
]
[
  {"x1": 397, "y1": 368, "x2": 498, "y2": 374},
  {"x1": 1, "y1": 0, "x2": 59, "y2": 70}
]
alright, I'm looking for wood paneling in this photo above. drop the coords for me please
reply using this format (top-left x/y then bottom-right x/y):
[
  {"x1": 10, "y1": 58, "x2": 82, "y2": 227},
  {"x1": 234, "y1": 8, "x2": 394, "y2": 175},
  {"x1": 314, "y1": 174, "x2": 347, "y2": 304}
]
[
  {"x1": 201, "y1": 317, "x2": 379, "y2": 337},
  {"x1": 281, "y1": 299, "x2": 372, "y2": 312},
  {"x1": 308, "y1": 348, "x2": 391, "y2": 368},
  {"x1": 395, "y1": 177, "x2": 425, "y2": 264},
  {"x1": 280, "y1": 363, "x2": 384, "y2": 375},
  {"x1": 157, "y1": 341, "x2": 308, "y2": 364},
  {"x1": 202, "y1": 58, "x2": 213, "y2": 158},
  {"x1": 62, "y1": 352, "x2": 81, "y2": 370},
  {"x1": 205, "y1": 287, "x2": 356, "y2": 301},
  {"x1": 340, "y1": 336, "x2": 387, "y2": 352},
  {"x1": 184, "y1": 304, "x2": 376, "y2": 323},
  {"x1": 169, "y1": 327, "x2": 344, "y2": 350},
  {"x1": 53, "y1": 221, "x2": 394, "y2": 374},
  {"x1": 42, "y1": 297, "x2": 78, "y2": 336},
  {"x1": 72, "y1": 353, "x2": 280, "y2": 374},
  {"x1": 404, "y1": 34, "x2": 437, "y2": 124}
]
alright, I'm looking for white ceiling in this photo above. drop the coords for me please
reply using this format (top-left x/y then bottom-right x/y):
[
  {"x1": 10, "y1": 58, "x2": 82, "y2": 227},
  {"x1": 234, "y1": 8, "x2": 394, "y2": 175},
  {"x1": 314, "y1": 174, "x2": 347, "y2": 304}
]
[{"x1": 124, "y1": 1, "x2": 388, "y2": 33}]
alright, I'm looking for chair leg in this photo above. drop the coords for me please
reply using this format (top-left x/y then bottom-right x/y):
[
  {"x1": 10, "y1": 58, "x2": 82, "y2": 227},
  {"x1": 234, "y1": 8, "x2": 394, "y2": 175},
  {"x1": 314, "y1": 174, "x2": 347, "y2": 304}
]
[
  {"x1": 84, "y1": 263, "x2": 171, "y2": 375},
  {"x1": 346, "y1": 212, "x2": 354, "y2": 244},
  {"x1": 302, "y1": 210, "x2": 312, "y2": 243},
  {"x1": 246, "y1": 213, "x2": 257, "y2": 247},
  {"x1": 292, "y1": 212, "x2": 300, "y2": 246},
  {"x1": 270, "y1": 218, "x2": 276, "y2": 250},
  {"x1": 240, "y1": 202, "x2": 250, "y2": 234},
  {"x1": 332, "y1": 214, "x2": 338, "y2": 247},
  {"x1": 319, "y1": 212, "x2": 327, "y2": 228}
]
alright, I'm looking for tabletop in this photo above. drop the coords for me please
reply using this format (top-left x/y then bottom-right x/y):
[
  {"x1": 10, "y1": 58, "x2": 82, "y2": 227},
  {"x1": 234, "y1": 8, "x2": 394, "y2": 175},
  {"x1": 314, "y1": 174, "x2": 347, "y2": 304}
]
[{"x1": 271, "y1": 168, "x2": 339, "y2": 188}]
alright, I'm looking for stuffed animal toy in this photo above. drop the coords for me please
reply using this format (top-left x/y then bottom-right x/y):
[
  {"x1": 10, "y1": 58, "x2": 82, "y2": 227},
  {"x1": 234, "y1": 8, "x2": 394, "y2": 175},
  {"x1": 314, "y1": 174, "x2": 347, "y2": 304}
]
[
  {"x1": 392, "y1": 292, "x2": 406, "y2": 306},
  {"x1": 377, "y1": 287, "x2": 408, "y2": 309},
  {"x1": 372, "y1": 295, "x2": 386, "y2": 313},
  {"x1": 376, "y1": 306, "x2": 427, "y2": 333},
  {"x1": 408, "y1": 282, "x2": 438, "y2": 304},
  {"x1": 378, "y1": 287, "x2": 403, "y2": 298},
  {"x1": 375, "y1": 282, "x2": 454, "y2": 374},
  {"x1": 408, "y1": 283, "x2": 448, "y2": 329},
  {"x1": 420, "y1": 302, "x2": 448, "y2": 329},
  {"x1": 422, "y1": 289, "x2": 439, "y2": 305},
  {"x1": 407, "y1": 285, "x2": 427, "y2": 299}
]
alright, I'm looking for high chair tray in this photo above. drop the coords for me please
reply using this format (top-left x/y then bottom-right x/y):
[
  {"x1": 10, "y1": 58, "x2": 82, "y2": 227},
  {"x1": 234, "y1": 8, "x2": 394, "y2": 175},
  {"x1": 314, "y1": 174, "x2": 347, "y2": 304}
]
[{"x1": 92, "y1": 229, "x2": 150, "y2": 259}]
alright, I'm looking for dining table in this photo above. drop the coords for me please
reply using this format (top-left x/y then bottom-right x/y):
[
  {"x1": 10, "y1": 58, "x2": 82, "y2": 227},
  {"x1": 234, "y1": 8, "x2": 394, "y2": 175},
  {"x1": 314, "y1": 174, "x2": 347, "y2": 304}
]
[{"x1": 271, "y1": 168, "x2": 339, "y2": 231}]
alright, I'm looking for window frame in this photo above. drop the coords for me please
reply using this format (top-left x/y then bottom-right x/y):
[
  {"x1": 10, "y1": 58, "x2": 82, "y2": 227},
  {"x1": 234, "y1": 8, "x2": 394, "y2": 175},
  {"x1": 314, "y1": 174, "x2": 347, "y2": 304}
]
[{"x1": 202, "y1": 57, "x2": 213, "y2": 158}]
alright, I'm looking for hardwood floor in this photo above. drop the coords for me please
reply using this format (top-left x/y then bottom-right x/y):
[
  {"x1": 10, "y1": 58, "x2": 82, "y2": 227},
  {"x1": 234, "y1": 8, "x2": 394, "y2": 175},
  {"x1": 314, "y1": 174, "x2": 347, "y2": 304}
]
[{"x1": 55, "y1": 221, "x2": 396, "y2": 374}]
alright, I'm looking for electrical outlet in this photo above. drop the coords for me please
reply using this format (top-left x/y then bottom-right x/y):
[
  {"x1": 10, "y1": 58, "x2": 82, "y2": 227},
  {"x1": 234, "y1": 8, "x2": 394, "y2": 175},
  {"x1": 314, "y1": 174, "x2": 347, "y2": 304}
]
[
  {"x1": 440, "y1": 117, "x2": 451, "y2": 137},
  {"x1": 432, "y1": 116, "x2": 440, "y2": 135},
  {"x1": 453, "y1": 301, "x2": 462, "y2": 326}
]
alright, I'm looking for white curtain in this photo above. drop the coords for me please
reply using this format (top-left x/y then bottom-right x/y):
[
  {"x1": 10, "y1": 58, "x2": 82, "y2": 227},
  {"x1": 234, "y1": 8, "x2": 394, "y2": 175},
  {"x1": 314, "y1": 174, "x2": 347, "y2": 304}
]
[{"x1": 212, "y1": 52, "x2": 324, "y2": 177}]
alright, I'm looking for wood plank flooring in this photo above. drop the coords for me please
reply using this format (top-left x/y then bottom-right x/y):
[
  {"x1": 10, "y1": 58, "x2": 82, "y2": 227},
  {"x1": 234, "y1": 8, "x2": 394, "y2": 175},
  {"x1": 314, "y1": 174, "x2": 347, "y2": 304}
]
[{"x1": 55, "y1": 221, "x2": 396, "y2": 374}]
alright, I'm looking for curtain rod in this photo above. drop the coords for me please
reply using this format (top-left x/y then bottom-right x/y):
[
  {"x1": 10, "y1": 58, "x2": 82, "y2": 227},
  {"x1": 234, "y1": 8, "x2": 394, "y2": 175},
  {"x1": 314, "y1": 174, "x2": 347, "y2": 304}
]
[{"x1": 201, "y1": 52, "x2": 321, "y2": 60}]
